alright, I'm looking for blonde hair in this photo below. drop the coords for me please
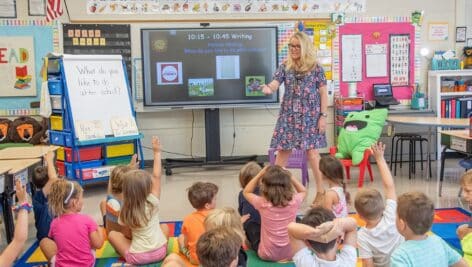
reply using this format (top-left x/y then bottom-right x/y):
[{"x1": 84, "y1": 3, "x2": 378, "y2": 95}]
[
  {"x1": 109, "y1": 165, "x2": 132, "y2": 194},
  {"x1": 285, "y1": 31, "x2": 317, "y2": 73},
  {"x1": 461, "y1": 170, "x2": 472, "y2": 187},
  {"x1": 239, "y1": 161, "x2": 262, "y2": 188},
  {"x1": 260, "y1": 165, "x2": 294, "y2": 207},
  {"x1": 119, "y1": 170, "x2": 154, "y2": 228},
  {"x1": 48, "y1": 180, "x2": 83, "y2": 217},
  {"x1": 204, "y1": 207, "x2": 245, "y2": 243}
]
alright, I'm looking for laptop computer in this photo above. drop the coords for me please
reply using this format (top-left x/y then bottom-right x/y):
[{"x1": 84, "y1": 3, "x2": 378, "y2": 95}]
[{"x1": 373, "y1": 83, "x2": 400, "y2": 107}]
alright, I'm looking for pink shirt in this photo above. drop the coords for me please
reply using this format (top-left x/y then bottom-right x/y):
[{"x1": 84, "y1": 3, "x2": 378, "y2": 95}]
[
  {"x1": 49, "y1": 213, "x2": 98, "y2": 267},
  {"x1": 250, "y1": 192, "x2": 304, "y2": 261}
]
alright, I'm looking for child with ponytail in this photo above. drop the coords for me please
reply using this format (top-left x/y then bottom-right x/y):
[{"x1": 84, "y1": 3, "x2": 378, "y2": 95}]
[
  {"x1": 41, "y1": 180, "x2": 104, "y2": 267},
  {"x1": 312, "y1": 155, "x2": 349, "y2": 218}
]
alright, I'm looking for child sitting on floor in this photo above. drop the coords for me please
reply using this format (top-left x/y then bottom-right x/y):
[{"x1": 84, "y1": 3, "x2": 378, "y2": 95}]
[
  {"x1": 243, "y1": 165, "x2": 306, "y2": 262},
  {"x1": 391, "y1": 191, "x2": 467, "y2": 267},
  {"x1": 197, "y1": 227, "x2": 242, "y2": 267},
  {"x1": 108, "y1": 136, "x2": 169, "y2": 265},
  {"x1": 288, "y1": 206, "x2": 358, "y2": 267},
  {"x1": 0, "y1": 180, "x2": 31, "y2": 266},
  {"x1": 312, "y1": 155, "x2": 348, "y2": 218},
  {"x1": 237, "y1": 161, "x2": 262, "y2": 251},
  {"x1": 99, "y1": 155, "x2": 137, "y2": 236},
  {"x1": 205, "y1": 207, "x2": 247, "y2": 267},
  {"x1": 355, "y1": 142, "x2": 404, "y2": 267},
  {"x1": 31, "y1": 151, "x2": 61, "y2": 255},
  {"x1": 457, "y1": 170, "x2": 472, "y2": 266},
  {"x1": 41, "y1": 180, "x2": 104, "y2": 266},
  {"x1": 178, "y1": 181, "x2": 219, "y2": 265}
]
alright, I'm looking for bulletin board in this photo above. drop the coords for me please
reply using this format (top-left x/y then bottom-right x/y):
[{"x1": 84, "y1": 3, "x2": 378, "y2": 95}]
[
  {"x1": 338, "y1": 22, "x2": 415, "y2": 101},
  {"x1": 0, "y1": 20, "x2": 58, "y2": 116}
]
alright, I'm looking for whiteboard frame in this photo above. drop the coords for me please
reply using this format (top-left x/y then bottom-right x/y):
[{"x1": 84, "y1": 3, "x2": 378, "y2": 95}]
[{"x1": 61, "y1": 54, "x2": 138, "y2": 143}]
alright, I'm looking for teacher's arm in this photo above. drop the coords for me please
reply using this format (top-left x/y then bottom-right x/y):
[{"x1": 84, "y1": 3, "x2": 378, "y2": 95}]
[{"x1": 262, "y1": 80, "x2": 281, "y2": 95}]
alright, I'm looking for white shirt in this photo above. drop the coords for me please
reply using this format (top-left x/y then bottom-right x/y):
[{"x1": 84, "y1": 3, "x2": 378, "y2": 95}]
[
  {"x1": 293, "y1": 245, "x2": 357, "y2": 267},
  {"x1": 357, "y1": 199, "x2": 404, "y2": 267}
]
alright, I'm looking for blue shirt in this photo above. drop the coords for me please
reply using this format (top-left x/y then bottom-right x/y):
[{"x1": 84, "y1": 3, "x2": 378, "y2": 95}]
[
  {"x1": 238, "y1": 189, "x2": 260, "y2": 228},
  {"x1": 391, "y1": 234, "x2": 461, "y2": 267},
  {"x1": 32, "y1": 189, "x2": 52, "y2": 240}
]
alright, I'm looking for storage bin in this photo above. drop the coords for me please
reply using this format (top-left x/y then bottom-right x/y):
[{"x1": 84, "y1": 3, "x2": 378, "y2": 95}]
[
  {"x1": 63, "y1": 131, "x2": 73, "y2": 147},
  {"x1": 49, "y1": 131, "x2": 74, "y2": 147},
  {"x1": 48, "y1": 78, "x2": 63, "y2": 95},
  {"x1": 50, "y1": 115, "x2": 63, "y2": 131},
  {"x1": 50, "y1": 95, "x2": 62, "y2": 110},
  {"x1": 56, "y1": 147, "x2": 65, "y2": 161},
  {"x1": 104, "y1": 155, "x2": 132, "y2": 166},
  {"x1": 56, "y1": 160, "x2": 65, "y2": 176},
  {"x1": 104, "y1": 142, "x2": 135, "y2": 158},
  {"x1": 64, "y1": 146, "x2": 102, "y2": 162},
  {"x1": 49, "y1": 130, "x2": 64, "y2": 146},
  {"x1": 65, "y1": 160, "x2": 103, "y2": 179},
  {"x1": 78, "y1": 165, "x2": 115, "y2": 180}
]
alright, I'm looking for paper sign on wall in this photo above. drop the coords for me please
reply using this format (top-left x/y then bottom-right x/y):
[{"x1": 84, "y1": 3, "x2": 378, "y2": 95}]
[
  {"x1": 76, "y1": 120, "x2": 105, "y2": 141},
  {"x1": 110, "y1": 116, "x2": 139, "y2": 137},
  {"x1": 365, "y1": 44, "x2": 387, "y2": 77}
]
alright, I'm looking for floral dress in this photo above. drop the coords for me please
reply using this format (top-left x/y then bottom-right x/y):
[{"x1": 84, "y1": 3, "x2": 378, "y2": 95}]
[{"x1": 270, "y1": 64, "x2": 327, "y2": 150}]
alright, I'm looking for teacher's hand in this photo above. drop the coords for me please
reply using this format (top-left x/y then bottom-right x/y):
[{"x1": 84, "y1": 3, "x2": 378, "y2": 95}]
[
  {"x1": 318, "y1": 116, "x2": 327, "y2": 134},
  {"x1": 261, "y1": 84, "x2": 273, "y2": 95}
]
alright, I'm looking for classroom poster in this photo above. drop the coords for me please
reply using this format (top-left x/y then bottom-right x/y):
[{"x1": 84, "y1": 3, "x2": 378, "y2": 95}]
[
  {"x1": 304, "y1": 21, "x2": 334, "y2": 80},
  {"x1": 0, "y1": 36, "x2": 36, "y2": 97}
]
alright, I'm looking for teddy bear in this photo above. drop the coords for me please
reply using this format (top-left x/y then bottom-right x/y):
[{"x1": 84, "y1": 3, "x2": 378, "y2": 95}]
[
  {"x1": 0, "y1": 118, "x2": 11, "y2": 143},
  {"x1": 8, "y1": 116, "x2": 47, "y2": 145}
]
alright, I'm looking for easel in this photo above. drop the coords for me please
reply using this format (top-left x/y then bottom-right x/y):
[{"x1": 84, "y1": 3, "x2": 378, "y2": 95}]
[{"x1": 164, "y1": 108, "x2": 260, "y2": 175}]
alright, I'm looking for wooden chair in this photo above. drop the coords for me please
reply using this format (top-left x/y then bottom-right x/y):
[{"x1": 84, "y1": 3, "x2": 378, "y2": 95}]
[{"x1": 329, "y1": 146, "x2": 373, "y2": 188}]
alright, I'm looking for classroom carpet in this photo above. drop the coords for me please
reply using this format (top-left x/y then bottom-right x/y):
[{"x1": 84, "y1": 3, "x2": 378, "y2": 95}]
[{"x1": 14, "y1": 208, "x2": 471, "y2": 267}]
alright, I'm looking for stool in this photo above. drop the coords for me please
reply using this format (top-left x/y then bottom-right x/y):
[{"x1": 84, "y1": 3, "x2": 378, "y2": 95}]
[
  {"x1": 268, "y1": 148, "x2": 309, "y2": 186},
  {"x1": 390, "y1": 133, "x2": 431, "y2": 179}
]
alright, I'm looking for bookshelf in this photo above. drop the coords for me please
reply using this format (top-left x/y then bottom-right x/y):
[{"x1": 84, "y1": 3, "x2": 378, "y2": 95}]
[{"x1": 428, "y1": 70, "x2": 472, "y2": 158}]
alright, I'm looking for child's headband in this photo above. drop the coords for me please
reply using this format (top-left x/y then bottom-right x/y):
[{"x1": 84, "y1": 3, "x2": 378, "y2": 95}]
[{"x1": 64, "y1": 181, "x2": 74, "y2": 204}]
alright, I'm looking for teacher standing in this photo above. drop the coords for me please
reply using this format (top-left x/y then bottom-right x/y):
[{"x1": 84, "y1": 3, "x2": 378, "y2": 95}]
[{"x1": 262, "y1": 31, "x2": 328, "y2": 177}]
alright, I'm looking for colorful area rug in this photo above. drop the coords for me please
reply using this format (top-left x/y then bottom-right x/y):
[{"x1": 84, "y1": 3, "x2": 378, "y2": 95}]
[{"x1": 14, "y1": 208, "x2": 471, "y2": 267}]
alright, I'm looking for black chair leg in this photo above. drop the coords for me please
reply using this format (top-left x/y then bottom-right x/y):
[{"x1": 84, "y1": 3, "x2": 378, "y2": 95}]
[
  {"x1": 400, "y1": 138, "x2": 404, "y2": 169},
  {"x1": 394, "y1": 138, "x2": 401, "y2": 176},
  {"x1": 419, "y1": 139, "x2": 424, "y2": 171},
  {"x1": 390, "y1": 136, "x2": 396, "y2": 170}
]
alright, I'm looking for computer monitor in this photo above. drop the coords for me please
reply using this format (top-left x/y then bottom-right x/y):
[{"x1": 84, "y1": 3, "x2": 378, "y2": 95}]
[{"x1": 373, "y1": 83, "x2": 393, "y2": 97}]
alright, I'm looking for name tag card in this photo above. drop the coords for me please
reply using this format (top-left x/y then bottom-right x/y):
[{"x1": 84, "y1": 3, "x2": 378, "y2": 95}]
[
  {"x1": 110, "y1": 116, "x2": 139, "y2": 137},
  {"x1": 76, "y1": 120, "x2": 105, "y2": 141}
]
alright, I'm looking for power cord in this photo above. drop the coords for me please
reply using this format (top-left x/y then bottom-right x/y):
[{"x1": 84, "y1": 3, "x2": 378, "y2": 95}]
[
  {"x1": 190, "y1": 110, "x2": 195, "y2": 158},
  {"x1": 265, "y1": 105, "x2": 278, "y2": 117},
  {"x1": 231, "y1": 108, "x2": 236, "y2": 156},
  {"x1": 141, "y1": 145, "x2": 197, "y2": 158}
]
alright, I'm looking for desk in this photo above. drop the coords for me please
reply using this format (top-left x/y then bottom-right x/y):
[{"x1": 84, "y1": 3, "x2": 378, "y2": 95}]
[
  {"x1": 0, "y1": 158, "x2": 41, "y2": 243},
  {"x1": 0, "y1": 145, "x2": 57, "y2": 160},
  {"x1": 439, "y1": 130, "x2": 472, "y2": 196},
  {"x1": 387, "y1": 116, "x2": 469, "y2": 196}
]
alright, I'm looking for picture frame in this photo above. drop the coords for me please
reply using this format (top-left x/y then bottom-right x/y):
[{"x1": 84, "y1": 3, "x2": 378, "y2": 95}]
[
  {"x1": 456, "y1": 27, "x2": 467, "y2": 43},
  {"x1": 0, "y1": 0, "x2": 17, "y2": 18},
  {"x1": 28, "y1": 0, "x2": 46, "y2": 16},
  {"x1": 467, "y1": 38, "x2": 472, "y2": 47}
]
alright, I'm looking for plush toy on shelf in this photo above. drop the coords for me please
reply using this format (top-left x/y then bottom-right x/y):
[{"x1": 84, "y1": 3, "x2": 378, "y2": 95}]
[{"x1": 463, "y1": 47, "x2": 472, "y2": 69}]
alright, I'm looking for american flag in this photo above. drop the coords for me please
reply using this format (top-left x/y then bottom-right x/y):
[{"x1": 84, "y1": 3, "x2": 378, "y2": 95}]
[{"x1": 46, "y1": 0, "x2": 63, "y2": 22}]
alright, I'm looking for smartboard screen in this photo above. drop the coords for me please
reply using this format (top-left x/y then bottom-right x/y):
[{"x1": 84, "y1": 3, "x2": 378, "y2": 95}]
[{"x1": 141, "y1": 27, "x2": 278, "y2": 107}]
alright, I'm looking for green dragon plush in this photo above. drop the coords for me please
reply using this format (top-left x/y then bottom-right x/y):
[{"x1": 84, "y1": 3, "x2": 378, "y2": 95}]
[{"x1": 336, "y1": 108, "x2": 388, "y2": 165}]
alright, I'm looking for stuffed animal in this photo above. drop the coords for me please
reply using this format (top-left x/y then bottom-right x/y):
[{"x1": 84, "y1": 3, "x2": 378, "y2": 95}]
[
  {"x1": 0, "y1": 118, "x2": 11, "y2": 143},
  {"x1": 336, "y1": 108, "x2": 388, "y2": 165},
  {"x1": 8, "y1": 116, "x2": 47, "y2": 145}
]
